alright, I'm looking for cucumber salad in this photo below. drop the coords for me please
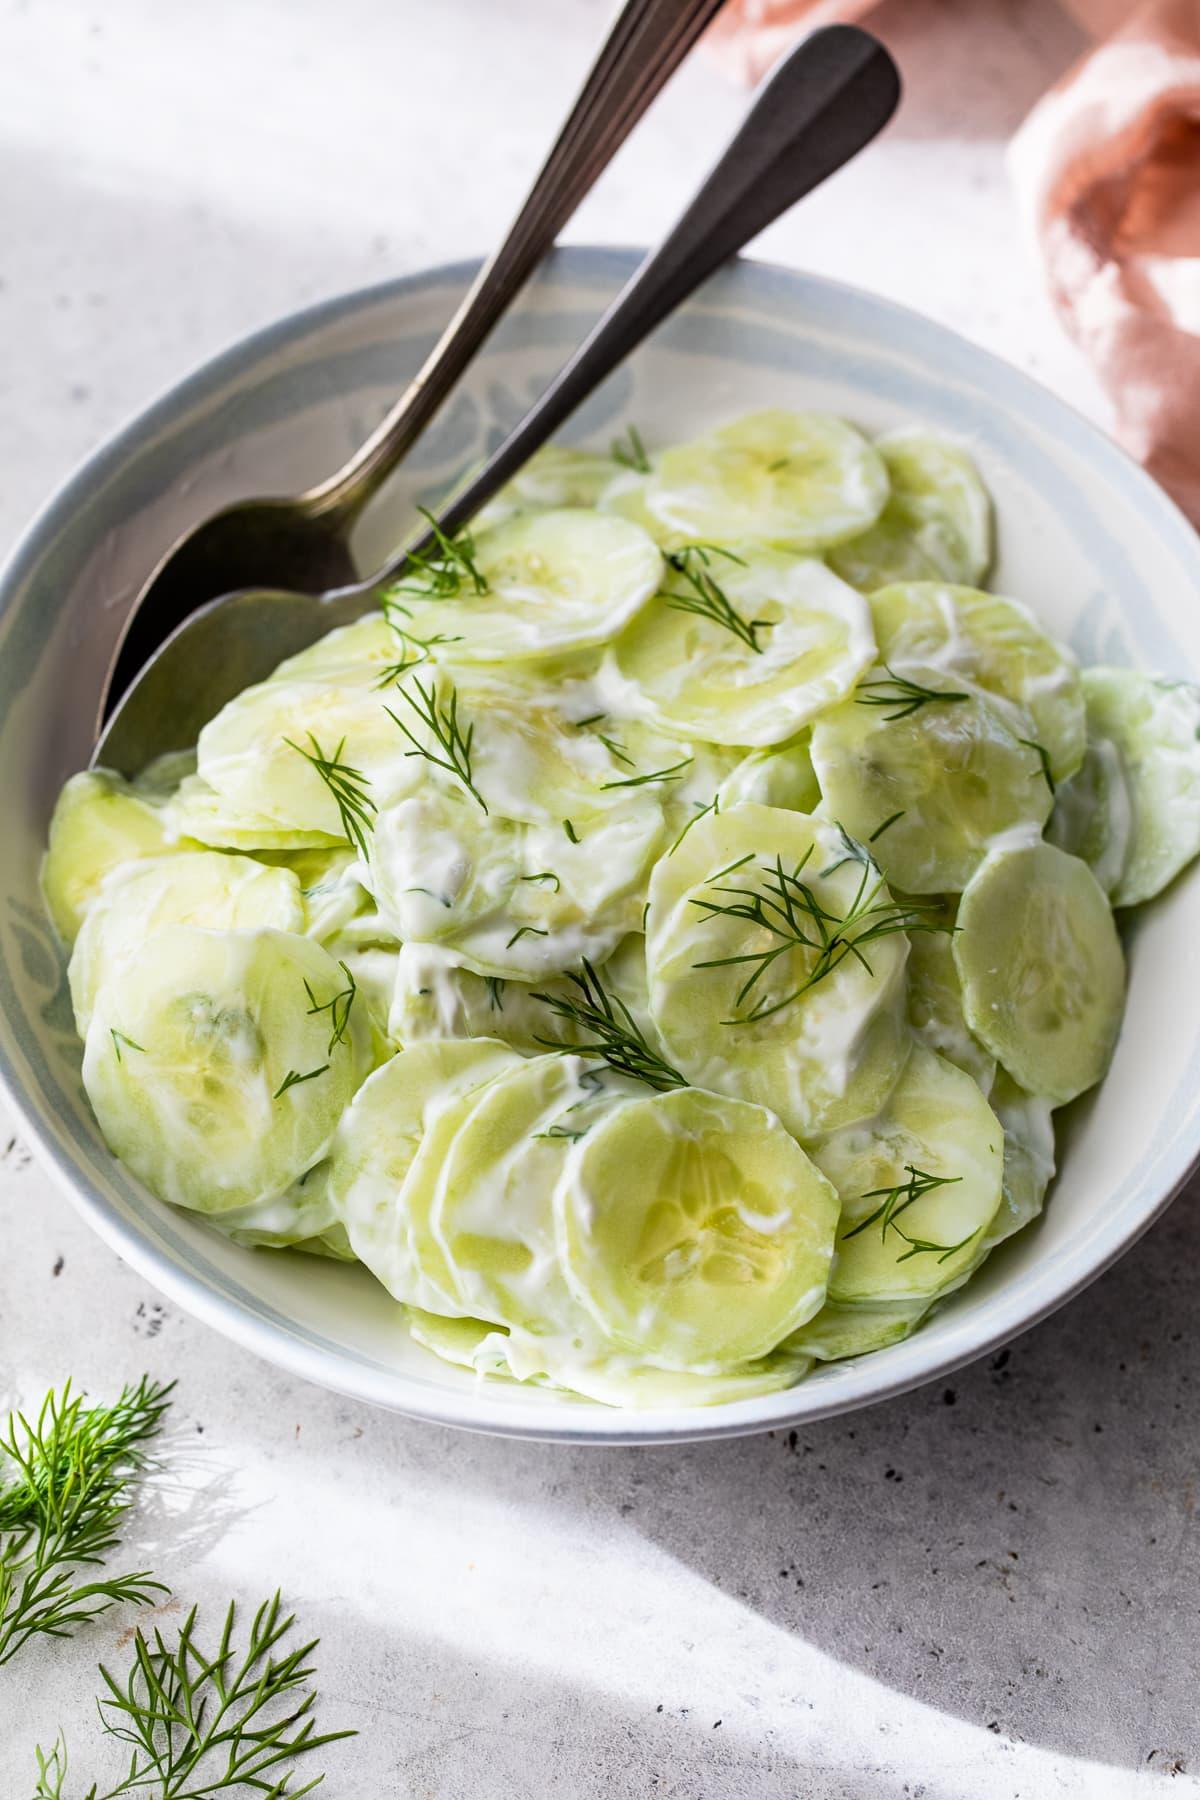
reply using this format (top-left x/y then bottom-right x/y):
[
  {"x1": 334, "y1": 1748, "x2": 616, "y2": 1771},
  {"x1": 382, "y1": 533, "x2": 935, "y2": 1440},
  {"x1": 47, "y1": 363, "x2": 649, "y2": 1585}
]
[{"x1": 42, "y1": 410, "x2": 1200, "y2": 1409}]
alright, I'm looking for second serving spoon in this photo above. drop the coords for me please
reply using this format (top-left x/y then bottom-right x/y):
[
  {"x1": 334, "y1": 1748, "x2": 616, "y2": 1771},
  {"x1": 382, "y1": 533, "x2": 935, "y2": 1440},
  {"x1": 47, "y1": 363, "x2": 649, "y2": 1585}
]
[{"x1": 96, "y1": 25, "x2": 901, "y2": 776}]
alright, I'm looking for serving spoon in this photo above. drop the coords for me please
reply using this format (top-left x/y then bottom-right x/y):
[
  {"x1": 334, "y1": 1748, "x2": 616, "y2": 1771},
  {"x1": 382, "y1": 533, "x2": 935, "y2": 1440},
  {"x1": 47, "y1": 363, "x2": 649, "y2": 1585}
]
[
  {"x1": 96, "y1": 25, "x2": 900, "y2": 776},
  {"x1": 100, "y1": 0, "x2": 733, "y2": 722}
]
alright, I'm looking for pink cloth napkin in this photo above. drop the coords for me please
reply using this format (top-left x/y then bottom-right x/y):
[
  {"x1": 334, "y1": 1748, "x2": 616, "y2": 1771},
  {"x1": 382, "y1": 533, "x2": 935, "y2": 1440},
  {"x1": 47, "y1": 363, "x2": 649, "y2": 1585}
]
[{"x1": 707, "y1": 0, "x2": 1200, "y2": 528}]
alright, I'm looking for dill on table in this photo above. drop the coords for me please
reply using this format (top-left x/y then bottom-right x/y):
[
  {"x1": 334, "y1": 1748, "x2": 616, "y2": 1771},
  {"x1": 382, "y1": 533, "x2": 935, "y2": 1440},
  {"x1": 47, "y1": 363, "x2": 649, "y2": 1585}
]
[
  {"x1": 31, "y1": 1592, "x2": 354, "y2": 1799},
  {"x1": 0, "y1": 1377, "x2": 171, "y2": 1667}
]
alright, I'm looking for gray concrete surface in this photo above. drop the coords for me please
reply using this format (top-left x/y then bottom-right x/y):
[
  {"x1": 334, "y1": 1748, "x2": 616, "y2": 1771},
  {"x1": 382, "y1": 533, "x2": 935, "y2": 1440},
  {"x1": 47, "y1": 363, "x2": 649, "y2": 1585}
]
[{"x1": 2, "y1": 2, "x2": 1194, "y2": 1794}]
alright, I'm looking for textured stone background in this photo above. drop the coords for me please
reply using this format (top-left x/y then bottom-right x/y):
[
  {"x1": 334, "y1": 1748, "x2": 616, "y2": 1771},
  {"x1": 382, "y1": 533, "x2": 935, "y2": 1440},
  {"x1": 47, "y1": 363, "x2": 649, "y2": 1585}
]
[{"x1": 2, "y1": 2, "x2": 1195, "y2": 1794}]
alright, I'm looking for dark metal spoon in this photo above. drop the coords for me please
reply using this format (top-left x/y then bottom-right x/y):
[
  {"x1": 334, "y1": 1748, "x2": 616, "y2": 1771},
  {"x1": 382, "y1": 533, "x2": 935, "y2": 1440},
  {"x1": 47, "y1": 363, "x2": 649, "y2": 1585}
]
[
  {"x1": 96, "y1": 26, "x2": 900, "y2": 775},
  {"x1": 99, "y1": 0, "x2": 733, "y2": 722}
]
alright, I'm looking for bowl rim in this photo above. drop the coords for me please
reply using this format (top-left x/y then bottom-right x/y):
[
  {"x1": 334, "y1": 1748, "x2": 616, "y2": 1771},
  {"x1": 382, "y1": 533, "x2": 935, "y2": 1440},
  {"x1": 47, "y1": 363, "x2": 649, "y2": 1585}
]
[{"x1": 4, "y1": 244, "x2": 1199, "y2": 1445}]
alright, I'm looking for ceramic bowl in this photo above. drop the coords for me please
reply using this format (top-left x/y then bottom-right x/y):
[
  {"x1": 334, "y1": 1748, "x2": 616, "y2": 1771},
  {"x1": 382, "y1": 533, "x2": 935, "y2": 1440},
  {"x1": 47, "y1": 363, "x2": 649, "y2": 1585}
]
[{"x1": 3, "y1": 248, "x2": 1198, "y2": 1444}]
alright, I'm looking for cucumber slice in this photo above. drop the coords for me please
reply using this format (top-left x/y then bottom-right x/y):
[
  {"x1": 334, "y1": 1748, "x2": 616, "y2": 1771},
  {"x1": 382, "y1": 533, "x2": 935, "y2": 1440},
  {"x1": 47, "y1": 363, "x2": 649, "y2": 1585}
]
[
  {"x1": 83, "y1": 927, "x2": 367, "y2": 1214},
  {"x1": 982, "y1": 1070, "x2": 1056, "y2": 1250},
  {"x1": 786, "y1": 1297, "x2": 930, "y2": 1361},
  {"x1": 430, "y1": 1053, "x2": 637, "y2": 1335},
  {"x1": 953, "y1": 841, "x2": 1125, "y2": 1104},
  {"x1": 196, "y1": 669, "x2": 417, "y2": 843},
  {"x1": 370, "y1": 785, "x2": 656, "y2": 978},
  {"x1": 391, "y1": 508, "x2": 662, "y2": 663},
  {"x1": 328, "y1": 1038, "x2": 521, "y2": 1311},
  {"x1": 869, "y1": 582, "x2": 1085, "y2": 782},
  {"x1": 555, "y1": 1085, "x2": 839, "y2": 1369},
  {"x1": 41, "y1": 770, "x2": 177, "y2": 943},
  {"x1": 646, "y1": 803, "x2": 911, "y2": 1138},
  {"x1": 503, "y1": 445, "x2": 623, "y2": 512},
  {"x1": 212, "y1": 1161, "x2": 354, "y2": 1258},
  {"x1": 163, "y1": 774, "x2": 345, "y2": 853},
  {"x1": 717, "y1": 736, "x2": 820, "y2": 815},
  {"x1": 406, "y1": 1310, "x2": 812, "y2": 1409},
  {"x1": 828, "y1": 429, "x2": 992, "y2": 592},
  {"x1": 809, "y1": 668, "x2": 1053, "y2": 893},
  {"x1": 69, "y1": 851, "x2": 304, "y2": 1034},
  {"x1": 611, "y1": 551, "x2": 874, "y2": 748},
  {"x1": 270, "y1": 612, "x2": 396, "y2": 684},
  {"x1": 1046, "y1": 735, "x2": 1132, "y2": 897},
  {"x1": 644, "y1": 411, "x2": 888, "y2": 551},
  {"x1": 1079, "y1": 668, "x2": 1200, "y2": 906},
  {"x1": 406, "y1": 1308, "x2": 517, "y2": 1380},
  {"x1": 904, "y1": 897, "x2": 996, "y2": 1094},
  {"x1": 133, "y1": 748, "x2": 197, "y2": 798},
  {"x1": 814, "y1": 1045, "x2": 1004, "y2": 1303}
]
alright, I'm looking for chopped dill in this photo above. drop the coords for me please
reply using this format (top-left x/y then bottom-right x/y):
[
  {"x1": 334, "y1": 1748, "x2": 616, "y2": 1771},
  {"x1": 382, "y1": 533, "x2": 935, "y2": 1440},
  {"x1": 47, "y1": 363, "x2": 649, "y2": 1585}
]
[
  {"x1": 532, "y1": 960, "x2": 686, "y2": 1092},
  {"x1": 284, "y1": 734, "x2": 376, "y2": 859},
  {"x1": 855, "y1": 667, "x2": 970, "y2": 722},
  {"x1": 611, "y1": 424, "x2": 651, "y2": 473},
  {"x1": 841, "y1": 1164, "x2": 973, "y2": 1263},
  {"x1": 386, "y1": 674, "x2": 488, "y2": 814}
]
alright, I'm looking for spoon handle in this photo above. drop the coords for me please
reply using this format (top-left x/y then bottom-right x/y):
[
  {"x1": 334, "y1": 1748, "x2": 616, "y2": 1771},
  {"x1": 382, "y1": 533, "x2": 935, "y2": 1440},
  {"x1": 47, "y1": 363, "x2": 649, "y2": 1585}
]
[
  {"x1": 306, "y1": 0, "x2": 728, "y2": 522},
  {"x1": 410, "y1": 25, "x2": 900, "y2": 559}
]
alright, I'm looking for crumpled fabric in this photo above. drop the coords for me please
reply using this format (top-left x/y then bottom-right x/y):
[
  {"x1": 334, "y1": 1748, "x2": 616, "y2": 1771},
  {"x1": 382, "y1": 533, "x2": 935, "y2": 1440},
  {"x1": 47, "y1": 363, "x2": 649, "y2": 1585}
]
[{"x1": 707, "y1": 0, "x2": 1200, "y2": 526}]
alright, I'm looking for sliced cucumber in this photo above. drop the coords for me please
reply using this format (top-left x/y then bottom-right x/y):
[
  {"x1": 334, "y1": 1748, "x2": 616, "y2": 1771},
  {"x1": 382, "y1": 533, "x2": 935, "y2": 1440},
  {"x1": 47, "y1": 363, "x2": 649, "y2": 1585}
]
[
  {"x1": 83, "y1": 927, "x2": 367, "y2": 1214},
  {"x1": 828, "y1": 429, "x2": 992, "y2": 592},
  {"x1": 868, "y1": 582, "x2": 1085, "y2": 782},
  {"x1": 503, "y1": 445, "x2": 623, "y2": 512},
  {"x1": 1046, "y1": 735, "x2": 1132, "y2": 897},
  {"x1": 406, "y1": 1307, "x2": 517, "y2": 1379},
  {"x1": 786, "y1": 1297, "x2": 930, "y2": 1361},
  {"x1": 611, "y1": 551, "x2": 874, "y2": 747},
  {"x1": 814, "y1": 1045, "x2": 1004, "y2": 1303},
  {"x1": 163, "y1": 773, "x2": 345, "y2": 853},
  {"x1": 69, "y1": 851, "x2": 304, "y2": 1034},
  {"x1": 212, "y1": 1160, "x2": 354, "y2": 1258},
  {"x1": 370, "y1": 784, "x2": 655, "y2": 978},
  {"x1": 809, "y1": 668, "x2": 1053, "y2": 893},
  {"x1": 327, "y1": 1038, "x2": 520, "y2": 1311},
  {"x1": 431, "y1": 1054, "x2": 637, "y2": 1336},
  {"x1": 390, "y1": 508, "x2": 662, "y2": 663},
  {"x1": 954, "y1": 840, "x2": 1125, "y2": 1104},
  {"x1": 41, "y1": 770, "x2": 178, "y2": 943},
  {"x1": 555, "y1": 1085, "x2": 839, "y2": 1369},
  {"x1": 982, "y1": 1070, "x2": 1056, "y2": 1250},
  {"x1": 717, "y1": 736, "x2": 820, "y2": 814},
  {"x1": 644, "y1": 411, "x2": 888, "y2": 551},
  {"x1": 646, "y1": 803, "x2": 910, "y2": 1138},
  {"x1": 904, "y1": 897, "x2": 996, "y2": 1094},
  {"x1": 1080, "y1": 667, "x2": 1200, "y2": 907},
  {"x1": 270, "y1": 612, "x2": 396, "y2": 684}
]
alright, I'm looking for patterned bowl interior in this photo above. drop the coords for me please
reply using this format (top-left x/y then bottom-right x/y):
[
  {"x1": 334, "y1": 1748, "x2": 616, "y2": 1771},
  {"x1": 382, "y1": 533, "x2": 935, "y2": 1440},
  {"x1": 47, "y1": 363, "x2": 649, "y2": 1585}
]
[{"x1": 2, "y1": 248, "x2": 1199, "y2": 1443}]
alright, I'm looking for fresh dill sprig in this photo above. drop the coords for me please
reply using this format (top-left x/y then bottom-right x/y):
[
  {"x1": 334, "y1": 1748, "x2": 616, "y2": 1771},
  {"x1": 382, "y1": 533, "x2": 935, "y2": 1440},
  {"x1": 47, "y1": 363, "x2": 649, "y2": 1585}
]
[
  {"x1": 273, "y1": 1065, "x2": 329, "y2": 1100},
  {"x1": 869, "y1": 810, "x2": 905, "y2": 843},
  {"x1": 690, "y1": 841, "x2": 951, "y2": 1025},
  {"x1": 841, "y1": 1164, "x2": 973, "y2": 1263},
  {"x1": 575, "y1": 715, "x2": 634, "y2": 767},
  {"x1": 109, "y1": 1030, "x2": 144, "y2": 1065},
  {"x1": 518, "y1": 871, "x2": 561, "y2": 893},
  {"x1": 532, "y1": 961, "x2": 686, "y2": 1092},
  {"x1": 855, "y1": 667, "x2": 970, "y2": 722},
  {"x1": 506, "y1": 925, "x2": 549, "y2": 950},
  {"x1": 668, "y1": 794, "x2": 720, "y2": 857},
  {"x1": 385, "y1": 506, "x2": 489, "y2": 604},
  {"x1": 373, "y1": 626, "x2": 463, "y2": 689},
  {"x1": 284, "y1": 734, "x2": 376, "y2": 859},
  {"x1": 611, "y1": 424, "x2": 651, "y2": 473},
  {"x1": 1018, "y1": 737, "x2": 1056, "y2": 795},
  {"x1": 600, "y1": 756, "x2": 692, "y2": 790},
  {"x1": 386, "y1": 674, "x2": 488, "y2": 814},
  {"x1": 31, "y1": 1592, "x2": 355, "y2": 1799},
  {"x1": 303, "y1": 960, "x2": 357, "y2": 1057},
  {"x1": 663, "y1": 544, "x2": 766, "y2": 653},
  {"x1": 484, "y1": 976, "x2": 506, "y2": 1012},
  {"x1": 0, "y1": 1378, "x2": 171, "y2": 1667}
]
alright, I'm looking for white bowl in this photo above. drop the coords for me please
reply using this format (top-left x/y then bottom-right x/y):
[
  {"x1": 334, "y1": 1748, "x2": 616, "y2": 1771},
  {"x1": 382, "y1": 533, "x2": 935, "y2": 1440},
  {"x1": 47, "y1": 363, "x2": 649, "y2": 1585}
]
[{"x1": 3, "y1": 248, "x2": 1198, "y2": 1444}]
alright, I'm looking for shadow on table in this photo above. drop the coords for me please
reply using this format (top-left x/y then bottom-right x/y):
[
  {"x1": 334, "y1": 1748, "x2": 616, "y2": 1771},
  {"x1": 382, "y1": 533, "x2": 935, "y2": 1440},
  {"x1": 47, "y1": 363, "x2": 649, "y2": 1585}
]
[{"x1": 624, "y1": 1180, "x2": 1200, "y2": 1773}]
